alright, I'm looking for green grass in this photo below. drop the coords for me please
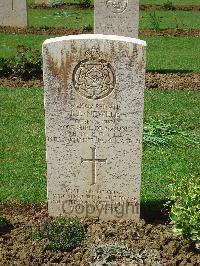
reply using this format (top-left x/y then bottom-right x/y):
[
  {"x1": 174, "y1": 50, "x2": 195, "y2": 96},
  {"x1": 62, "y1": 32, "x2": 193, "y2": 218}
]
[
  {"x1": 29, "y1": 8, "x2": 93, "y2": 29},
  {"x1": 1, "y1": 33, "x2": 199, "y2": 73},
  {"x1": 0, "y1": 34, "x2": 50, "y2": 58},
  {"x1": 142, "y1": 90, "x2": 200, "y2": 205},
  {"x1": 143, "y1": 36, "x2": 200, "y2": 72},
  {"x1": 1, "y1": 88, "x2": 199, "y2": 206},
  {"x1": 0, "y1": 88, "x2": 46, "y2": 203},
  {"x1": 140, "y1": 0, "x2": 200, "y2": 5},
  {"x1": 27, "y1": 8, "x2": 200, "y2": 30},
  {"x1": 140, "y1": 10, "x2": 200, "y2": 30}
]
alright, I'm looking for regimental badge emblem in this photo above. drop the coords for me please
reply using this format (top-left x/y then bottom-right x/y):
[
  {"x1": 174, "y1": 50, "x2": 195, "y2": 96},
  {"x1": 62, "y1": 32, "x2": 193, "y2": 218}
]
[
  {"x1": 72, "y1": 47, "x2": 116, "y2": 100},
  {"x1": 106, "y1": 0, "x2": 128, "y2": 14}
]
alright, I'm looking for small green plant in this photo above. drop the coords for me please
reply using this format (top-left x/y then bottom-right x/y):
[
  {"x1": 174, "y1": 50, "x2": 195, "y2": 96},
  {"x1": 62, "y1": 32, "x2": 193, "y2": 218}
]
[
  {"x1": 78, "y1": 0, "x2": 91, "y2": 8},
  {"x1": 90, "y1": 244, "x2": 160, "y2": 265},
  {"x1": 11, "y1": 45, "x2": 42, "y2": 79},
  {"x1": 37, "y1": 25, "x2": 50, "y2": 30},
  {"x1": 143, "y1": 119, "x2": 200, "y2": 147},
  {"x1": 149, "y1": 12, "x2": 161, "y2": 32},
  {"x1": 82, "y1": 23, "x2": 93, "y2": 31},
  {"x1": 143, "y1": 119, "x2": 177, "y2": 146},
  {"x1": 168, "y1": 175, "x2": 200, "y2": 249},
  {"x1": 0, "y1": 216, "x2": 10, "y2": 232},
  {"x1": 163, "y1": 0, "x2": 175, "y2": 11},
  {"x1": 32, "y1": 212, "x2": 85, "y2": 251}
]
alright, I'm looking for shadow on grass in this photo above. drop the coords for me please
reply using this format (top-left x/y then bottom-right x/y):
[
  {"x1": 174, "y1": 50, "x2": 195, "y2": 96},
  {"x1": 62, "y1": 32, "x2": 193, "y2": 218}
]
[{"x1": 140, "y1": 200, "x2": 170, "y2": 223}]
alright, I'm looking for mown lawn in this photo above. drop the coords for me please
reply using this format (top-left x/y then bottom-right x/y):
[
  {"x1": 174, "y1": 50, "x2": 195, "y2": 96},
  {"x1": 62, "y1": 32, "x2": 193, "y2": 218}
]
[
  {"x1": 29, "y1": 8, "x2": 93, "y2": 29},
  {"x1": 140, "y1": 10, "x2": 200, "y2": 30},
  {"x1": 1, "y1": 33, "x2": 199, "y2": 73},
  {"x1": 27, "y1": 8, "x2": 200, "y2": 30},
  {"x1": 1, "y1": 88, "x2": 199, "y2": 208}
]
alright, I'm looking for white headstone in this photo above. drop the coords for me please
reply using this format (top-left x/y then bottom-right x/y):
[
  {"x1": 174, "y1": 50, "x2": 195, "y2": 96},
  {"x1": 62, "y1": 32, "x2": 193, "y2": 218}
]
[
  {"x1": 43, "y1": 34, "x2": 146, "y2": 220},
  {"x1": 95, "y1": 0, "x2": 139, "y2": 38},
  {"x1": 0, "y1": 0, "x2": 28, "y2": 28}
]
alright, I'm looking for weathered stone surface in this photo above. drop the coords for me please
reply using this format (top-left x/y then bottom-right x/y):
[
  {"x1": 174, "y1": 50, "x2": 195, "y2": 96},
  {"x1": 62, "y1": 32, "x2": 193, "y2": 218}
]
[
  {"x1": 43, "y1": 34, "x2": 146, "y2": 220},
  {"x1": 95, "y1": 0, "x2": 139, "y2": 38},
  {"x1": 0, "y1": 0, "x2": 28, "y2": 28}
]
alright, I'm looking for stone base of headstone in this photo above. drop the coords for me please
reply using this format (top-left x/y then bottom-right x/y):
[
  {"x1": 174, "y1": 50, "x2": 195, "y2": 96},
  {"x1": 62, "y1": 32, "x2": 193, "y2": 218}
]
[{"x1": 43, "y1": 34, "x2": 146, "y2": 221}]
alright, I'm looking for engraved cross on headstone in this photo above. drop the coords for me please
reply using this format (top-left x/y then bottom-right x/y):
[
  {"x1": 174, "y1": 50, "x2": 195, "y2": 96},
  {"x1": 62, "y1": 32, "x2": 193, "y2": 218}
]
[
  {"x1": 12, "y1": 0, "x2": 14, "y2": 10},
  {"x1": 81, "y1": 147, "x2": 107, "y2": 185}
]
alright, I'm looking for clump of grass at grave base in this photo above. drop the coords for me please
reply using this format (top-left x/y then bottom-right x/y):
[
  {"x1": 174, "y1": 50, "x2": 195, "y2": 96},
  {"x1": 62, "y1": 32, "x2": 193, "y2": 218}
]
[
  {"x1": 82, "y1": 23, "x2": 93, "y2": 31},
  {"x1": 32, "y1": 212, "x2": 85, "y2": 251},
  {"x1": 168, "y1": 175, "x2": 200, "y2": 249},
  {"x1": 0, "y1": 216, "x2": 10, "y2": 232},
  {"x1": 90, "y1": 244, "x2": 161, "y2": 265},
  {"x1": 162, "y1": 0, "x2": 175, "y2": 10}
]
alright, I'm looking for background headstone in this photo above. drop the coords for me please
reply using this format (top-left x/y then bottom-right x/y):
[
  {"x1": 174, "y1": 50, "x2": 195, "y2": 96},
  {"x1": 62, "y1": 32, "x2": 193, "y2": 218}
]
[
  {"x1": 43, "y1": 34, "x2": 146, "y2": 220},
  {"x1": 95, "y1": 0, "x2": 139, "y2": 38},
  {"x1": 0, "y1": 0, "x2": 28, "y2": 28}
]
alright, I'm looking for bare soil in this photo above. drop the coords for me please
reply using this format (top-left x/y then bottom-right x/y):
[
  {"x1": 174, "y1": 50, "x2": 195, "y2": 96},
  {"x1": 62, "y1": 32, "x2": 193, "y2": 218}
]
[
  {"x1": 32, "y1": 4, "x2": 200, "y2": 11},
  {"x1": 140, "y1": 5, "x2": 200, "y2": 11},
  {"x1": 1, "y1": 26, "x2": 200, "y2": 37},
  {"x1": 0, "y1": 203, "x2": 199, "y2": 265},
  {"x1": 32, "y1": 4, "x2": 94, "y2": 10},
  {"x1": 1, "y1": 73, "x2": 200, "y2": 90}
]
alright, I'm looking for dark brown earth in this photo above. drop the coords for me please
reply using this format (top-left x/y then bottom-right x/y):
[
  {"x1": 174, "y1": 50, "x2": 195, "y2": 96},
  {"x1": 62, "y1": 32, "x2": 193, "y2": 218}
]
[
  {"x1": 1, "y1": 73, "x2": 200, "y2": 90},
  {"x1": 32, "y1": 4, "x2": 200, "y2": 12},
  {"x1": 32, "y1": 4, "x2": 94, "y2": 10},
  {"x1": 140, "y1": 5, "x2": 200, "y2": 11},
  {"x1": 0, "y1": 203, "x2": 199, "y2": 265},
  {"x1": 1, "y1": 26, "x2": 200, "y2": 37}
]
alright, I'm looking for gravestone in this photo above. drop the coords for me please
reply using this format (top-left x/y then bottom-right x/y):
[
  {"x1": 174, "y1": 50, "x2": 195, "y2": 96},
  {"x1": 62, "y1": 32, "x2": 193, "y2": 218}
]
[
  {"x1": 95, "y1": 0, "x2": 139, "y2": 38},
  {"x1": 0, "y1": 0, "x2": 28, "y2": 28},
  {"x1": 43, "y1": 34, "x2": 146, "y2": 220}
]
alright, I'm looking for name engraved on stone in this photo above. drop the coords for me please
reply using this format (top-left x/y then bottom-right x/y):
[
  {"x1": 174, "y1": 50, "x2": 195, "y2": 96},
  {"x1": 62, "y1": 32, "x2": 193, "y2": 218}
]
[
  {"x1": 81, "y1": 147, "x2": 107, "y2": 185},
  {"x1": 72, "y1": 47, "x2": 116, "y2": 100},
  {"x1": 106, "y1": 0, "x2": 128, "y2": 14}
]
